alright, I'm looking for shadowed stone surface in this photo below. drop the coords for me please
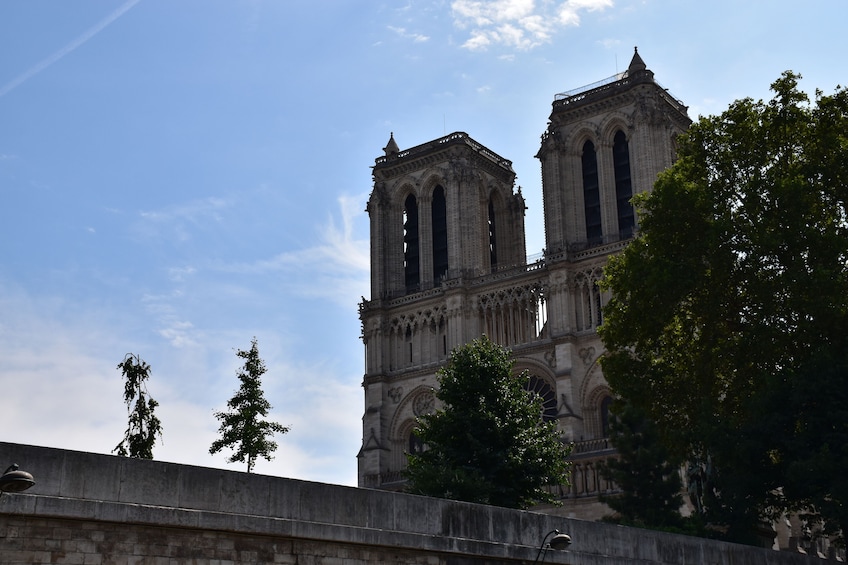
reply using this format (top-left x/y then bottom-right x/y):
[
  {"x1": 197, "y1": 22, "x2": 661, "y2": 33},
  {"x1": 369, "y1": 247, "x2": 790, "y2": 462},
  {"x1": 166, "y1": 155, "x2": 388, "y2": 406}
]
[{"x1": 0, "y1": 442, "x2": 822, "y2": 565}]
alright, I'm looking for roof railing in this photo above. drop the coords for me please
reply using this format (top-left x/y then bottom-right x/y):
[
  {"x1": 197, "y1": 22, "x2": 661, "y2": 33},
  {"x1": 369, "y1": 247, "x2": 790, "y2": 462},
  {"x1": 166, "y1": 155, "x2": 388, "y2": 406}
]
[{"x1": 374, "y1": 131, "x2": 513, "y2": 170}]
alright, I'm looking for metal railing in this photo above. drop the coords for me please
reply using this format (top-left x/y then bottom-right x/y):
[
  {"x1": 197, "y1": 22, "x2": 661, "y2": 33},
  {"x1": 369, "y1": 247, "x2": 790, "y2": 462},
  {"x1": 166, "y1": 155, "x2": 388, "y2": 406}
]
[{"x1": 374, "y1": 131, "x2": 513, "y2": 170}]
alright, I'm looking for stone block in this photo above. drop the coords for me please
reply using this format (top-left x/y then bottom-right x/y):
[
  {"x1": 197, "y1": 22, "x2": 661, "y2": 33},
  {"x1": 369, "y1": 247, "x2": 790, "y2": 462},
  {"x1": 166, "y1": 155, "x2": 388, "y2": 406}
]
[
  {"x1": 294, "y1": 480, "x2": 336, "y2": 523},
  {"x1": 392, "y1": 491, "x2": 441, "y2": 535},
  {"x1": 93, "y1": 500, "x2": 128, "y2": 523},
  {"x1": 176, "y1": 465, "x2": 224, "y2": 511},
  {"x1": 329, "y1": 484, "x2": 372, "y2": 527},
  {"x1": 440, "y1": 499, "x2": 492, "y2": 541},
  {"x1": 74, "y1": 451, "x2": 124, "y2": 502},
  {"x1": 360, "y1": 487, "x2": 395, "y2": 530},
  {"x1": 116, "y1": 458, "x2": 180, "y2": 507},
  {"x1": 268, "y1": 475, "x2": 301, "y2": 520},
  {"x1": 219, "y1": 469, "x2": 272, "y2": 516}
]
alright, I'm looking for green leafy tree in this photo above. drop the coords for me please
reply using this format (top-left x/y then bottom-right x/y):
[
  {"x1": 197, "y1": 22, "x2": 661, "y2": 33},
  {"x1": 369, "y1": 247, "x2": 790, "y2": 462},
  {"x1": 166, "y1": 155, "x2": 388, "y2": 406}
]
[
  {"x1": 752, "y1": 348, "x2": 848, "y2": 542},
  {"x1": 114, "y1": 353, "x2": 162, "y2": 459},
  {"x1": 210, "y1": 337, "x2": 290, "y2": 473},
  {"x1": 600, "y1": 72, "x2": 848, "y2": 542},
  {"x1": 404, "y1": 336, "x2": 571, "y2": 509},
  {"x1": 599, "y1": 399, "x2": 684, "y2": 530}
]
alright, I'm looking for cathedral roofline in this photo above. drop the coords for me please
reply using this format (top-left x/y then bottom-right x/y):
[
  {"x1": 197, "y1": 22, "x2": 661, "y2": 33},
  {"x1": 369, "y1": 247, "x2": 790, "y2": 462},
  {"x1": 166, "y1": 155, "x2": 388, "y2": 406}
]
[
  {"x1": 373, "y1": 131, "x2": 514, "y2": 174},
  {"x1": 551, "y1": 47, "x2": 687, "y2": 116}
]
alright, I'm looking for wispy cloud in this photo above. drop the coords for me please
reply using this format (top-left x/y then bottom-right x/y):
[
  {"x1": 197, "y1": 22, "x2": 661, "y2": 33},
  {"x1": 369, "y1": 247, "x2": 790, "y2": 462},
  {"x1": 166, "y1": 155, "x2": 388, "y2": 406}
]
[
  {"x1": 598, "y1": 37, "x2": 621, "y2": 50},
  {"x1": 0, "y1": 0, "x2": 142, "y2": 98},
  {"x1": 218, "y1": 193, "x2": 370, "y2": 307},
  {"x1": 452, "y1": 0, "x2": 613, "y2": 51},
  {"x1": 168, "y1": 266, "x2": 197, "y2": 282},
  {"x1": 135, "y1": 196, "x2": 231, "y2": 242},
  {"x1": 388, "y1": 25, "x2": 430, "y2": 43}
]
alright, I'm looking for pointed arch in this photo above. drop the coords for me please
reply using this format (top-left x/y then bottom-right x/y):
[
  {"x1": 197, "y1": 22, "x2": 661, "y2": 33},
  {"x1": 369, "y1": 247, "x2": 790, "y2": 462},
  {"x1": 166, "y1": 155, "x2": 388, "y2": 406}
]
[
  {"x1": 431, "y1": 185, "x2": 448, "y2": 284},
  {"x1": 578, "y1": 356, "x2": 612, "y2": 439},
  {"x1": 581, "y1": 140, "x2": 602, "y2": 244},
  {"x1": 390, "y1": 385, "x2": 438, "y2": 444},
  {"x1": 573, "y1": 269, "x2": 604, "y2": 331},
  {"x1": 403, "y1": 193, "x2": 420, "y2": 293},
  {"x1": 600, "y1": 395, "x2": 613, "y2": 438},
  {"x1": 487, "y1": 189, "x2": 506, "y2": 272},
  {"x1": 563, "y1": 126, "x2": 598, "y2": 152},
  {"x1": 613, "y1": 129, "x2": 635, "y2": 237},
  {"x1": 597, "y1": 113, "x2": 632, "y2": 142}
]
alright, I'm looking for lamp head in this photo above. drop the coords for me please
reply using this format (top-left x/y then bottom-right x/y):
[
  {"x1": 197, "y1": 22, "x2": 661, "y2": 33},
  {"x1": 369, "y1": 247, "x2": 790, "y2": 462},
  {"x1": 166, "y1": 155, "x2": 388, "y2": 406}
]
[
  {"x1": 549, "y1": 533, "x2": 572, "y2": 550},
  {"x1": 532, "y1": 529, "x2": 572, "y2": 564},
  {"x1": 0, "y1": 464, "x2": 35, "y2": 494}
]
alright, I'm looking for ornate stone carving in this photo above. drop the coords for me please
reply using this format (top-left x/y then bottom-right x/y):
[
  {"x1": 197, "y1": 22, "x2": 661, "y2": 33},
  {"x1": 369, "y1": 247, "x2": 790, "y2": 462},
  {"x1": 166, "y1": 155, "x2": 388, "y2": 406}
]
[
  {"x1": 544, "y1": 348, "x2": 557, "y2": 368},
  {"x1": 388, "y1": 387, "x2": 403, "y2": 403},
  {"x1": 412, "y1": 390, "x2": 435, "y2": 416},
  {"x1": 579, "y1": 346, "x2": 596, "y2": 365}
]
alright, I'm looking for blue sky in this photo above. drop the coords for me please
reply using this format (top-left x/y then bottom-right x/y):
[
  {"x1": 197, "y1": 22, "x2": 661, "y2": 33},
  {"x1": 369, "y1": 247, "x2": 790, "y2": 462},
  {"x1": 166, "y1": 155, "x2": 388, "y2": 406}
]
[{"x1": 1, "y1": 1, "x2": 845, "y2": 486}]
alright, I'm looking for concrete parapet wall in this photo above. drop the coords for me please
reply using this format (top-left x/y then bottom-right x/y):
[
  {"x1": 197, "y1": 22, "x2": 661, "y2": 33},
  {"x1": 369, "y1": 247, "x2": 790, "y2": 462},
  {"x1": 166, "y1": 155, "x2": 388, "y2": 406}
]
[{"x1": 0, "y1": 442, "x2": 822, "y2": 564}]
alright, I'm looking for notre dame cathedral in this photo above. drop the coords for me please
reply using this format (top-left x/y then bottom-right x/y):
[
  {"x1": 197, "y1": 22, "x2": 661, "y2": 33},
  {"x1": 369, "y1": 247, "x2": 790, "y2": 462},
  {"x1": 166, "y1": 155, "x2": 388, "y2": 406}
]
[{"x1": 357, "y1": 48, "x2": 691, "y2": 519}]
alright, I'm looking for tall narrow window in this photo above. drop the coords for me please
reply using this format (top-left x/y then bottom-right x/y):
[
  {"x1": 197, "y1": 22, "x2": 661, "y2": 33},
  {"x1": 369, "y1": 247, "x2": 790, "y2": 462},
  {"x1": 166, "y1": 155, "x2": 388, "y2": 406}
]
[
  {"x1": 613, "y1": 130, "x2": 635, "y2": 237},
  {"x1": 594, "y1": 284, "x2": 603, "y2": 327},
  {"x1": 403, "y1": 194, "x2": 420, "y2": 293},
  {"x1": 601, "y1": 395, "x2": 613, "y2": 437},
  {"x1": 432, "y1": 186, "x2": 448, "y2": 285},
  {"x1": 408, "y1": 431, "x2": 425, "y2": 454},
  {"x1": 488, "y1": 199, "x2": 498, "y2": 272},
  {"x1": 581, "y1": 140, "x2": 602, "y2": 244}
]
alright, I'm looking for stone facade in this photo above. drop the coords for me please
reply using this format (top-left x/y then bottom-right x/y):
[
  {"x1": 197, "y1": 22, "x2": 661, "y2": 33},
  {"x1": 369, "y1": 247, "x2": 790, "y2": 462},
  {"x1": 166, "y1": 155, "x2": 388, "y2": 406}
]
[
  {"x1": 357, "y1": 49, "x2": 690, "y2": 514},
  {"x1": 0, "y1": 442, "x2": 827, "y2": 564}
]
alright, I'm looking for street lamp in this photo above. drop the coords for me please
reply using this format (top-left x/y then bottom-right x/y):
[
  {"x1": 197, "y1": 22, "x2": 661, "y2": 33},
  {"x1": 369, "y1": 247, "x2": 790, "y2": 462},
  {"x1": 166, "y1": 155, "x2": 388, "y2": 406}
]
[
  {"x1": 532, "y1": 529, "x2": 572, "y2": 564},
  {"x1": 0, "y1": 464, "x2": 35, "y2": 497}
]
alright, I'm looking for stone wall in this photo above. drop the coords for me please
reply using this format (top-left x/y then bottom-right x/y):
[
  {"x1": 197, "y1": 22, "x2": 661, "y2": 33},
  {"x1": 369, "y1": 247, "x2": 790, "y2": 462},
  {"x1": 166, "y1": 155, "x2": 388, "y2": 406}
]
[{"x1": 0, "y1": 442, "x2": 822, "y2": 564}]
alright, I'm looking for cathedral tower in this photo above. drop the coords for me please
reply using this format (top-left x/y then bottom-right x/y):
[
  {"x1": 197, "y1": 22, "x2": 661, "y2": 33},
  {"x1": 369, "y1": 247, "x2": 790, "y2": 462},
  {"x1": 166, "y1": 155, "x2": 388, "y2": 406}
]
[
  {"x1": 359, "y1": 132, "x2": 535, "y2": 487},
  {"x1": 537, "y1": 47, "x2": 690, "y2": 255},
  {"x1": 358, "y1": 50, "x2": 690, "y2": 517}
]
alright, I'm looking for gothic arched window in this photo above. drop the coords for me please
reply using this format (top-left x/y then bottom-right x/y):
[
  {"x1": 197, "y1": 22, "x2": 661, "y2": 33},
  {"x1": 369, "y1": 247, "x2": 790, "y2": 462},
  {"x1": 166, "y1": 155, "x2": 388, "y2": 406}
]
[
  {"x1": 593, "y1": 282, "x2": 603, "y2": 327},
  {"x1": 613, "y1": 130, "x2": 635, "y2": 237},
  {"x1": 432, "y1": 186, "x2": 448, "y2": 284},
  {"x1": 581, "y1": 140, "x2": 602, "y2": 244},
  {"x1": 408, "y1": 431, "x2": 425, "y2": 454},
  {"x1": 403, "y1": 194, "x2": 420, "y2": 293},
  {"x1": 600, "y1": 395, "x2": 613, "y2": 437},
  {"x1": 488, "y1": 199, "x2": 498, "y2": 272}
]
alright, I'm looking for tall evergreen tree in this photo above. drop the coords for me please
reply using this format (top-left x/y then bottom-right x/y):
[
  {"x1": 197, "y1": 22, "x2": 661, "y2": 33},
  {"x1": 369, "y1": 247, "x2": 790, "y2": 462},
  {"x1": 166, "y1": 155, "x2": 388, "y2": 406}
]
[
  {"x1": 404, "y1": 336, "x2": 571, "y2": 509},
  {"x1": 114, "y1": 353, "x2": 162, "y2": 459},
  {"x1": 599, "y1": 400, "x2": 684, "y2": 529},
  {"x1": 210, "y1": 337, "x2": 290, "y2": 473}
]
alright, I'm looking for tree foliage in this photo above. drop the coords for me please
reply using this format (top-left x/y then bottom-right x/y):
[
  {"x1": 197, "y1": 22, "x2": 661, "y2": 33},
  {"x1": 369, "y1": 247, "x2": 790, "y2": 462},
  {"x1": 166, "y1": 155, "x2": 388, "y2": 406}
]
[
  {"x1": 599, "y1": 72, "x2": 848, "y2": 543},
  {"x1": 210, "y1": 338, "x2": 290, "y2": 473},
  {"x1": 404, "y1": 336, "x2": 571, "y2": 509},
  {"x1": 113, "y1": 353, "x2": 162, "y2": 459},
  {"x1": 599, "y1": 399, "x2": 684, "y2": 530}
]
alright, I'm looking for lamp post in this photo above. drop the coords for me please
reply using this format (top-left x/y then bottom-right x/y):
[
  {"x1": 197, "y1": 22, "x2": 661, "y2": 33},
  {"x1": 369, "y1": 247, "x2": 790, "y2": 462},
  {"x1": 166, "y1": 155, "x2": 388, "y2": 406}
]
[
  {"x1": 532, "y1": 529, "x2": 572, "y2": 564},
  {"x1": 0, "y1": 464, "x2": 35, "y2": 498}
]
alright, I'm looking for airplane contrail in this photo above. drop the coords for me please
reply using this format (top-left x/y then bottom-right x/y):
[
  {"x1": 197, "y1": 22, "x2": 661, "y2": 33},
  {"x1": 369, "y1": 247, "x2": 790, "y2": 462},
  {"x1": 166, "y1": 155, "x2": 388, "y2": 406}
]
[{"x1": 0, "y1": 0, "x2": 143, "y2": 98}]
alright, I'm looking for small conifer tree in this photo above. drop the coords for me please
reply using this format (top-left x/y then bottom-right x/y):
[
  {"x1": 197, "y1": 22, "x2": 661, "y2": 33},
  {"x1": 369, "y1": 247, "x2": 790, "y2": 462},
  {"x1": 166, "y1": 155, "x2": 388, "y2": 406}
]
[
  {"x1": 114, "y1": 353, "x2": 162, "y2": 459},
  {"x1": 210, "y1": 337, "x2": 290, "y2": 472}
]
